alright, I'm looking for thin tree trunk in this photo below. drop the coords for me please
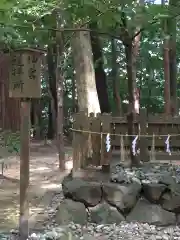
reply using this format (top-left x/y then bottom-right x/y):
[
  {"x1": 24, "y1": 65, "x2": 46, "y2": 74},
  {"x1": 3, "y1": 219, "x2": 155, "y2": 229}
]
[
  {"x1": 47, "y1": 46, "x2": 57, "y2": 139},
  {"x1": 168, "y1": 0, "x2": 177, "y2": 115},
  {"x1": 111, "y1": 38, "x2": 122, "y2": 115},
  {"x1": 56, "y1": 13, "x2": 65, "y2": 170},
  {"x1": 125, "y1": 43, "x2": 140, "y2": 166},
  {"x1": 132, "y1": 33, "x2": 141, "y2": 114},
  {"x1": 72, "y1": 29, "x2": 100, "y2": 114},
  {"x1": 162, "y1": 0, "x2": 171, "y2": 115}
]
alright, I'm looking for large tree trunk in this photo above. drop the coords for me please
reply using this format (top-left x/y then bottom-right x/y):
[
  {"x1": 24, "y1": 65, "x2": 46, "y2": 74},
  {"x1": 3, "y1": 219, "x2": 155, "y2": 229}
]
[
  {"x1": 72, "y1": 30, "x2": 100, "y2": 114},
  {"x1": 90, "y1": 22, "x2": 110, "y2": 113},
  {"x1": 168, "y1": 0, "x2": 177, "y2": 115},
  {"x1": 111, "y1": 38, "x2": 122, "y2": 115}
]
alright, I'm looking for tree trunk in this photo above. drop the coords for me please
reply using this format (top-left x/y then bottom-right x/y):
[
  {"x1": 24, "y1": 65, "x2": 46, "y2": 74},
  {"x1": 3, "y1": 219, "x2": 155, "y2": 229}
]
[
  {"x1": 72, "y1": 76, "x2": 76, "y2": 113},
  {"x1": 111, "y1": 38, "x2": 122, "y2": 115},
  {"x1": 162, "y1": 0, "x2": 171, "y2": 115},
  {"x1": 56, "y1": 13, "x2": 65, "y2": 170},
  {"x1": 168, "y1": 0, "x2": 177, "y2": 115},
  {"x1": 47, "y1": 46, "x2": 57, "y2": 139},
  {"x1": 48, "y1": 100, "x2": 54, "y2": 139},
  {"x1": 125, "y1": 43, "x2": 140, "y2": 166},
  {"x1": 31, "y1": 99, "x2": 41, "y2": 139},
  {"x1": 90, "y1": 22, "x2": 110, "y2": 113},
  {"x1": 71, "y1": 30, "x2": 100, "y2": 114},
  {"x1": 132, "y1": 34, "x2": 141, "y2": 114},
  {"x1": 163, "y1": 20, "x2": 171, "y2": 115},
  {"x1": 34, "y1": 100, "x2": 41, "y2": 139}
]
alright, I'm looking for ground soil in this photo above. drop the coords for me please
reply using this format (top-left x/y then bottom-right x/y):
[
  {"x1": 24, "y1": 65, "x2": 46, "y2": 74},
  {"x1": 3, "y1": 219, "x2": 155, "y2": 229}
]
[{"x1": 0, "y1": 141, "x2": 73, "y2": 232}]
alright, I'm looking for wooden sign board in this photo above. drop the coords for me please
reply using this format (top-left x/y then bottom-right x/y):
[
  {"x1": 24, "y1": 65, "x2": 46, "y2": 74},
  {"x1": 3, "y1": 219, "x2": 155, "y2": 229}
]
[{"x1": 9, "y1": 48, "x2": 44, "y2": 98}]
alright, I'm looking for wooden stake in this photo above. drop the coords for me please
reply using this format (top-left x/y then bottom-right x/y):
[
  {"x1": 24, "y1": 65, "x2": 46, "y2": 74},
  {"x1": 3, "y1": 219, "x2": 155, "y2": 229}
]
[{"x1": 19, "y1": 100, "x2": 30, "y2": 240}]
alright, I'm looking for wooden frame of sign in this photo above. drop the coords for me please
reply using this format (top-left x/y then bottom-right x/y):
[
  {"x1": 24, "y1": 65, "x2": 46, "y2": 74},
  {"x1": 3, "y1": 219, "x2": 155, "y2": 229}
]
[
  {"x1": 9, "y1": 48, "x2": 44, "y2": 240},
  {"x1": 9, "y1": 48, "x2": 44, "y2": 98}
]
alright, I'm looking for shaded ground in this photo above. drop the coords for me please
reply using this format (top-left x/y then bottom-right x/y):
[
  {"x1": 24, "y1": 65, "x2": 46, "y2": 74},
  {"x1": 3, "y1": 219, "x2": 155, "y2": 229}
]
[{"x1": 0, "y1": 141, "x2": 72, "y2": 232}]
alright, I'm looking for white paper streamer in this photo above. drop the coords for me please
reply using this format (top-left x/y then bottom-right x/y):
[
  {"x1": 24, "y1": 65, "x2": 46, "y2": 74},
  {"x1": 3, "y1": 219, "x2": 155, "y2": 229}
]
[
  {"x1": 132, "y1": 135, "x2": 138, "y2": 156},
  {"x1": 106, "y1": 133, "x2": 111, "y2": 152},
  {"x1": 165, "y1": 135, "x2": 171, "y2": 155}
]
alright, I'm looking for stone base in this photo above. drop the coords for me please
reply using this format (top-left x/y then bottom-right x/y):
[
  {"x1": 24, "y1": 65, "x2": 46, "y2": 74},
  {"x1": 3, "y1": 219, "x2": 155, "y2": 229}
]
[{"x1": 58, "y1": 163, "x2": 180, "y2": 226}]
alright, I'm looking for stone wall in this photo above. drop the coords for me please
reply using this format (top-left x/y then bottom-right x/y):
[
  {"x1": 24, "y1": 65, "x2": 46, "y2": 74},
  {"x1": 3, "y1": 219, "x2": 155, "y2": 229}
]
[{"x1": 56, "y1": 163, "x2": 180, "y2": 226}]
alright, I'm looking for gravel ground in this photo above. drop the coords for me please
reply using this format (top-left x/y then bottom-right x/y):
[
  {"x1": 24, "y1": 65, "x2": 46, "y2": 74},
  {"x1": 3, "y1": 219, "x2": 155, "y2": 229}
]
[
  {"x1": 27, "y1": 192, "x2": 180, "y2": 240},
  {"x1": 1, "y1": 191, "x2": 180, "y2": 240}
]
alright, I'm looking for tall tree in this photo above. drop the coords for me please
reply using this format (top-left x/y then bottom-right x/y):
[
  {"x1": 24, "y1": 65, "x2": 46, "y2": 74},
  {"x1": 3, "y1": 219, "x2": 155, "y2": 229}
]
[
  {"x1": 162, "y1": 0, "x2": 171, "y2": 115},
  {"x1": 56, "y1": 12, "x2": 65, "y2": 170},
  {"x1": 47, "y1": 45, "x2": 57, "y2": 139},
  {"x1": 168, "y1": 0, "x2": 177, "y2": 115},
  {"x1": 90, "y1": 22, "x2": 110, "y2": 113},
  {"x1": 72, "y1": 30, "x2": 100, "y2": 114}
]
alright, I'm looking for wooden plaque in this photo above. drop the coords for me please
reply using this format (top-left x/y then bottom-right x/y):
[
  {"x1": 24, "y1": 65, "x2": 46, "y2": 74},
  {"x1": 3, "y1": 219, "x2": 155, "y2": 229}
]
[{"x1": 9, "y1": 48, "x2": 44, "y2": 98}]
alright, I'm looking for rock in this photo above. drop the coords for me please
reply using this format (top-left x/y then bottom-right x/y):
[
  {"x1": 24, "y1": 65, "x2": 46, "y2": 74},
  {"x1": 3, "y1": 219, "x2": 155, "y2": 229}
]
[
  {"x1": 62, "y1": 177, "x2": 102, "y2": 207},
  {"x1": 176, "y1": 214, "x2": 180, "y2": 225},
  {"x1": 159, "y1": 175, "x2": 176, "y2": 186},
  {"x1": 102, "y1": 182, "x2": 141, "y2": 213},
  {"x1": 43, "y1": 228, "x2": 78, "y2": 240},
  {"x1": 89, "y1": 202, "x2": 125, "y2": 224},
  {"x1": 142, "y1": 183, "x2": 166, "y2": 203},
  {"x1": 160, "y1": 183, "x2": 180, "y2": 213},
  {"x1": 168, "y1": 182, "x2": 180, "y2": 195},
  {"x1": 82, "y1": 234, "x2": 100, "y2": 240},
  {"x1": 126, "y1": 199, "x2": 176, "y2": 226},
  {"x1": 110, "y1": 167, "x2": 130, "y2": 183},
  {"x1": 55, "y1": 199, "x2": 87, "y2": 225},
  {"x1": 161, "y1": 195, "x2": 180, "y2": 213}
]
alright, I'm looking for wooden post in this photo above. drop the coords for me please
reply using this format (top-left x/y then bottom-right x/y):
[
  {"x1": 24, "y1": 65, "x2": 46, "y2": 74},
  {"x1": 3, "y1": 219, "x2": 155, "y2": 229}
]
[
  {"x1": 8, "y1": 48, "x2": 43, "y2": 240},
  {"x1": 19, "y1": 99, "x2": 30, "y2": 240},
  {"x1": 100, "y1": 114, "x2": 112, "y2": 172},
  {"x1": 139, "y1": 108, "x2": 149, "y2": 162}
]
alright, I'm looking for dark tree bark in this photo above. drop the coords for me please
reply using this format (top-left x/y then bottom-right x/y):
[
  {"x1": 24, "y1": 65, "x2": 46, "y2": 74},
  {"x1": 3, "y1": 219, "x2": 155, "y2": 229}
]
[
  {"x1": 56, "y1": 13, "x2": 65, "y2": 170},
  {"x1": 125, "y1": 42, "x2": 140, "y2": 166},
  {"x1": 90, "y1": 22, "x2": 110, "y2": 113},
  {"x1": 111, "y1": 38, "x2": 122, "y2": 115},
  {"x1": 48, "y1": 100, "x2": 54, "y2": 139}
]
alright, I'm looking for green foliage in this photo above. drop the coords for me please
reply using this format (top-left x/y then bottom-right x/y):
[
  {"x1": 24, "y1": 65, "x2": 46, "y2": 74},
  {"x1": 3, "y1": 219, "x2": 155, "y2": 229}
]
[
  {"x1": 0, "y1": 0, "x2": 179, "y2": 119},
  {"x1": 0, "y1": 131, "x2": 20, "y2": 157}
]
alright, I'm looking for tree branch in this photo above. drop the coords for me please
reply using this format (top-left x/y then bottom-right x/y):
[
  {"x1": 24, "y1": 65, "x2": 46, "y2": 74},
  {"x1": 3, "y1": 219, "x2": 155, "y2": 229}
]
[{"x1": 132, "y1": 11, "x2": 180, "y2": 40}]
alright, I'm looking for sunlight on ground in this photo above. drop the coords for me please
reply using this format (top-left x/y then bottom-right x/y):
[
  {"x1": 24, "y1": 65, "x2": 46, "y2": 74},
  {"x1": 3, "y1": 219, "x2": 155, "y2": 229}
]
[
  {"x1": 31, "y1": 166, "x2": 51, "y2": 172},
  {"x1": 41, "y1": 183, "x2": 62, "y2": 190},
  {"x1": 0, "y1": 144, "x2": 73, "y2": 231},
  {"x1": 65, "y1": 160, "x2": 73, "y2": 170},
  {"x1": 0, "y1": 204, "x2": 19, "y2": 230}
]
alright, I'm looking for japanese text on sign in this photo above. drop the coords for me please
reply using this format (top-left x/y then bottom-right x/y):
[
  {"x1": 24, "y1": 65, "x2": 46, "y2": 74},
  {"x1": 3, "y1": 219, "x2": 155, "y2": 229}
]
[{"x1": 9, "y1": 49, "x2": 42, "y2": 98}]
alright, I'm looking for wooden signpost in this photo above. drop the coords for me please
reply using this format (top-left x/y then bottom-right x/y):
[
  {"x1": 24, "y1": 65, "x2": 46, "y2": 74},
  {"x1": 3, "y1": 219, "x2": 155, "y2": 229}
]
[{"x1": 9, "y1": 48, "x2": 44, "y2": 240}]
